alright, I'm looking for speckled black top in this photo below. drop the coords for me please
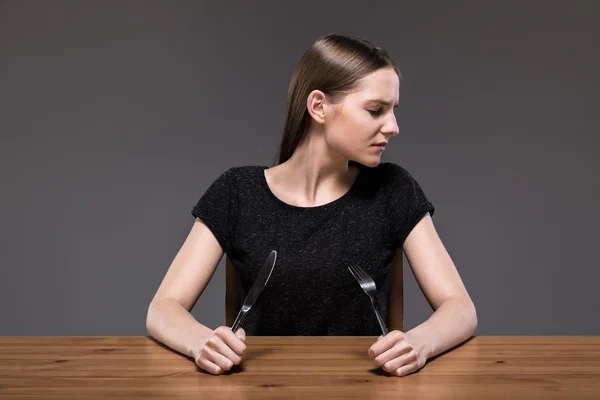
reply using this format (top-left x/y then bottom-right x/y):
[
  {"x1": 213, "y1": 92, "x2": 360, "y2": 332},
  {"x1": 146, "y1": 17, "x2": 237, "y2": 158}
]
[{"x1": 191, "y1": 162, "x2": 434, "y2": 336}]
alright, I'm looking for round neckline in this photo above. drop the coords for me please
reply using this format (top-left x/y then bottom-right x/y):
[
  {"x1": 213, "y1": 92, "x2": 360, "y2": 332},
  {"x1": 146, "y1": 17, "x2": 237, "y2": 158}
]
[{"x1": 259, "y1": 165, "x2": 362, "y2": 211}]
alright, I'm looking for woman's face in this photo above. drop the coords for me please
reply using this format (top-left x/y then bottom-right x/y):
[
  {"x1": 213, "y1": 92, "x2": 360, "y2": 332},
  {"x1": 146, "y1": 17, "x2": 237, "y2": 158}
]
[{"x1": 324, "y1": 67, "x2": 400, "y2": 168}]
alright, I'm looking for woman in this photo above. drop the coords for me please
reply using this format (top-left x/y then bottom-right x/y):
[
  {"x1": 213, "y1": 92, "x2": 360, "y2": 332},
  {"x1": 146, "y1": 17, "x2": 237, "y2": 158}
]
[{"x1": 146, "y1": 33, "x2": 477, "y2": 377}]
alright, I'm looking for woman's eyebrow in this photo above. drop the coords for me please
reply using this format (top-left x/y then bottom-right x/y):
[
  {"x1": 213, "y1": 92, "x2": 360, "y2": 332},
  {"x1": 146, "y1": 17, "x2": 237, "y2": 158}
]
[{"x1": 365, "y1": 99, "x2": 399, "y2": 108}]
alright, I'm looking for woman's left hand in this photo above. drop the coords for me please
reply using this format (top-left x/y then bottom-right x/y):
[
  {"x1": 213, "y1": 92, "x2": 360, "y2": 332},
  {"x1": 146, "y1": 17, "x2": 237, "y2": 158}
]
[{"x1": 368, "y1": 330, "x2": 428, "y2": 377}]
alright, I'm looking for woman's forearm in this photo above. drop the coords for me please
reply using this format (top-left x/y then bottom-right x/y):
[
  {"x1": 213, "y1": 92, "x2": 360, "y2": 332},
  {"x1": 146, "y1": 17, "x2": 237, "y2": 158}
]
[
  {"x1": 146, "y1": 298, "x2": 214, "y2": 360},
  {"x1": 406, "y1": 295, "x2": 478, "y2": 360}
]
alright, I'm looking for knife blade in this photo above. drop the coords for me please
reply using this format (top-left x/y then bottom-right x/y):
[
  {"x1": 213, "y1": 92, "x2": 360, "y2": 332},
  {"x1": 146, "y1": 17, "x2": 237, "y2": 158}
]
[{"x1": 231, "y1": 250, "x2": 277, "y2": 332}]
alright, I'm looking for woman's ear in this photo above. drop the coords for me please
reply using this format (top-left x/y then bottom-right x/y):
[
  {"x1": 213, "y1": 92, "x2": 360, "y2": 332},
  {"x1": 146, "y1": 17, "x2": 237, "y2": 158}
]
[{"x1": 306, "y1": 90, "x2": 327, "y2": 124}]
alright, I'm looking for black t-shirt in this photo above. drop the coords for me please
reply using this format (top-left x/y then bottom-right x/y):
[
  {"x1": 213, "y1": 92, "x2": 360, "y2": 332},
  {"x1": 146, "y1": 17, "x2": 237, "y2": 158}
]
[{"x1": 191, "y1": 162, "x2": 435, "y2": 336}]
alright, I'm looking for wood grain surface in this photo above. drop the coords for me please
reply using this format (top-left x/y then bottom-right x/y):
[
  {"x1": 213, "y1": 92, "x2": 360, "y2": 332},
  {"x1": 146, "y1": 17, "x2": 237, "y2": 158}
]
[{"x1": 1, "y1": 336, "x2": 599, "y2": 399}]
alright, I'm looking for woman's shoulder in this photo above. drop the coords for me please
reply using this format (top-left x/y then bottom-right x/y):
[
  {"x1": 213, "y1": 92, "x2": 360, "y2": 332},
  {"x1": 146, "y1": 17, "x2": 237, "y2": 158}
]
[
  {"x1": 356, "y1": 162, "x2": 431, "y2": 202},
  {"x1": 359, "y1": 161, "x2": 412, "y2": 184},
  {"x1": 222, "y1": 164, "x2": 267, "y2": 177},
  {"x1": 210, "y1": 165, "x2": 267, "y2": 192}
]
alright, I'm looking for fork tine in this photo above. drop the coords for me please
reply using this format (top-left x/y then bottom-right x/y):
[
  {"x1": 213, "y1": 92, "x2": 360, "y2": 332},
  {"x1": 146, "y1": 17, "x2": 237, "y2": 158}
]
[
  {"x1": 349, "y1": 264, "x2": 388, "y2": 336},
  {"x1": 355, "y1": 264, "x2": 377, "y2": 291},
  {"x1": 353, "y1": 265, "x2": 367, "y2": 284},
  {"x1": 348, "y1": 265, "x2": 360, "y2": 281},
  {"x1": 353, "y1": 264, "x2": 369, "y2": 283},
  {"x1": 349, "y1": 265, "x2": 367, "y2": 290}
]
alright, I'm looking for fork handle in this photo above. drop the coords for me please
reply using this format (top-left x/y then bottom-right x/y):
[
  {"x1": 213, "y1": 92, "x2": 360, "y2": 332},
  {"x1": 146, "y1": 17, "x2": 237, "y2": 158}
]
[{"x1": 370, "y1": 298, "x2": 389, "y2": 336}]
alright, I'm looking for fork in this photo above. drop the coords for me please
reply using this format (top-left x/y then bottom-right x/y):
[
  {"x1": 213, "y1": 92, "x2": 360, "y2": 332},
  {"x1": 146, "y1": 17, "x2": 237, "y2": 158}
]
[{"x1": 348, "y1": 264, "x2": 389, "y2": 336}]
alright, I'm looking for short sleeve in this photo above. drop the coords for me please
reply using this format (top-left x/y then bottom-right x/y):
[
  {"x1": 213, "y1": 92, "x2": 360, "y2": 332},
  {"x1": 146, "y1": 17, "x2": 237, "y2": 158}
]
[
  {"x1": 191, "y1": 168, "x2": 238, "y2": 253},
  {"x1": 387, "y1": 164, "x2": 435, "y2": 248}
]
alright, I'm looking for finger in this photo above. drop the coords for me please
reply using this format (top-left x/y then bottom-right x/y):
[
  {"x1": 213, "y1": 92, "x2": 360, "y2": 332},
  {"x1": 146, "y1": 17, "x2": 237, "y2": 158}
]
[
  {"x1": 205, "y1": 336, "x2": 242, "y2": 365},
  {"x1": 382, "y1": 349, "x2": 417, "y2": 373},
  {"x1": 235, "y1": 327, "x2": 246, "y2": 342},
  {"x1": 200, "y1": 343, "x2": 235, "y2": 371},
  {"x1": 196, "y1": 356, "x2": 223, "y2": 375},
  {"x1": 215, "y1": 327, "x2": 247, "y2": 357},
  {"x1": 369, "y1": 330, "x2": 404, "y2": 357},
  {"x1": 394, "y1": 362, "x2": 419, "y2": 377},
  {"x1": 374, "y1": 342, "x2": 413, "y2": 368}
]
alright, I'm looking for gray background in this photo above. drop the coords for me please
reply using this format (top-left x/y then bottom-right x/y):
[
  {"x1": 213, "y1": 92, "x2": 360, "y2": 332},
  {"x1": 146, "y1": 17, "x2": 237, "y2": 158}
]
[{"x1": 1, "y1": 1, "x2": 598, "y2": 336}]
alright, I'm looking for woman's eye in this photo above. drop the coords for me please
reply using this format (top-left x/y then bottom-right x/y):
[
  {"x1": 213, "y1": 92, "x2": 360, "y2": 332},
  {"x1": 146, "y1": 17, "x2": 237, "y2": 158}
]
[{"x1": 368, "y1": 109, "x2": 382, "y2": 116}]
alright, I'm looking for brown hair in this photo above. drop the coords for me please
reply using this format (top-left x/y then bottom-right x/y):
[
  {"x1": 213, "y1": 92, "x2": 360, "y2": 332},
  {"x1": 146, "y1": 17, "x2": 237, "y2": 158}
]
[{"x1": 275, "y1": 34, "x2": 400, "y2": 165}]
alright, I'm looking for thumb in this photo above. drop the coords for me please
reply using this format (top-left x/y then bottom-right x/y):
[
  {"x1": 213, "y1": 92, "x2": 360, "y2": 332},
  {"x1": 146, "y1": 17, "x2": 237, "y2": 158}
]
[{"x1": 235, "y1": 327, "x2": 246, "y2": 342}]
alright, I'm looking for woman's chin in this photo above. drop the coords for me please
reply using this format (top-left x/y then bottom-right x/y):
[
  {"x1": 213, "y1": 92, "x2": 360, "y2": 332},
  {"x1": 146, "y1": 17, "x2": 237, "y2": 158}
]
[{"x1": 355, "y1": 156, "x2": 382, "y2": 168}]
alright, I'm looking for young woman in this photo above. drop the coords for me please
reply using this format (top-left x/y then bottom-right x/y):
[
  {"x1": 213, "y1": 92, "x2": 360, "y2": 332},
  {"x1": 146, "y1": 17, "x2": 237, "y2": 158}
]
[{"x1": 146, "y1": 33, "x2": 477, "y2": 377}]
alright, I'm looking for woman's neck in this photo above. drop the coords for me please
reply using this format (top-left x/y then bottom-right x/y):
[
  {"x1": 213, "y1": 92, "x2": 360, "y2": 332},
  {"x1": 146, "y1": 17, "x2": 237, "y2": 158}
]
[{"x1": 267, "y1": 133, "x2": 358, "y2": 207}]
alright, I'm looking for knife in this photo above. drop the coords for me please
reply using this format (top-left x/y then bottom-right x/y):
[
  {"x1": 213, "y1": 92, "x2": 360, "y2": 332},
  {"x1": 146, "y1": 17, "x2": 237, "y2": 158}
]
[{"x1": 231, "y1": 250, "x2": 277, "y2": 332}]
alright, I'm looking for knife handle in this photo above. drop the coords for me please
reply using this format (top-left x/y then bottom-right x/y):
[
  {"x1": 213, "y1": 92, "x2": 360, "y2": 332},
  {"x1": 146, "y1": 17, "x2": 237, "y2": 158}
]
[{"x1": 231, "y1": 305, "x2": 250, "y2": 333}]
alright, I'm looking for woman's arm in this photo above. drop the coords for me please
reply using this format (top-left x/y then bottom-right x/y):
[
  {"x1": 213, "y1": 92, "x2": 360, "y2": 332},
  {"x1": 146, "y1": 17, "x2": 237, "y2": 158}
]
[
  {"x1": 401, "y1": 213, "x2": 478, "y2": 359},
  {"x1": 370, "y1": 213, "x2": 477, "y2": 376},
  {"x1": 146, "y1": 218, "x2": 226, "y2": 360}
]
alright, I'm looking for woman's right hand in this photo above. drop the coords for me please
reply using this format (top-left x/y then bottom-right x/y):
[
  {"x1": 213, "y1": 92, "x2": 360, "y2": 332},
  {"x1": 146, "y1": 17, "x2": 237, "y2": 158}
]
[{"x1": 194, "y1": 326, "x2": 247, "y2": 375}]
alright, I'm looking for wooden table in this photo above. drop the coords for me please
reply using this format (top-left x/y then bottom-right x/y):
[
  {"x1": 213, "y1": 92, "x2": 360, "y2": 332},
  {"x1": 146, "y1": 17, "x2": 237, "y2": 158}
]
[{"x1": 1, "y1": 336, "x2": 599, "y2": 399}]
